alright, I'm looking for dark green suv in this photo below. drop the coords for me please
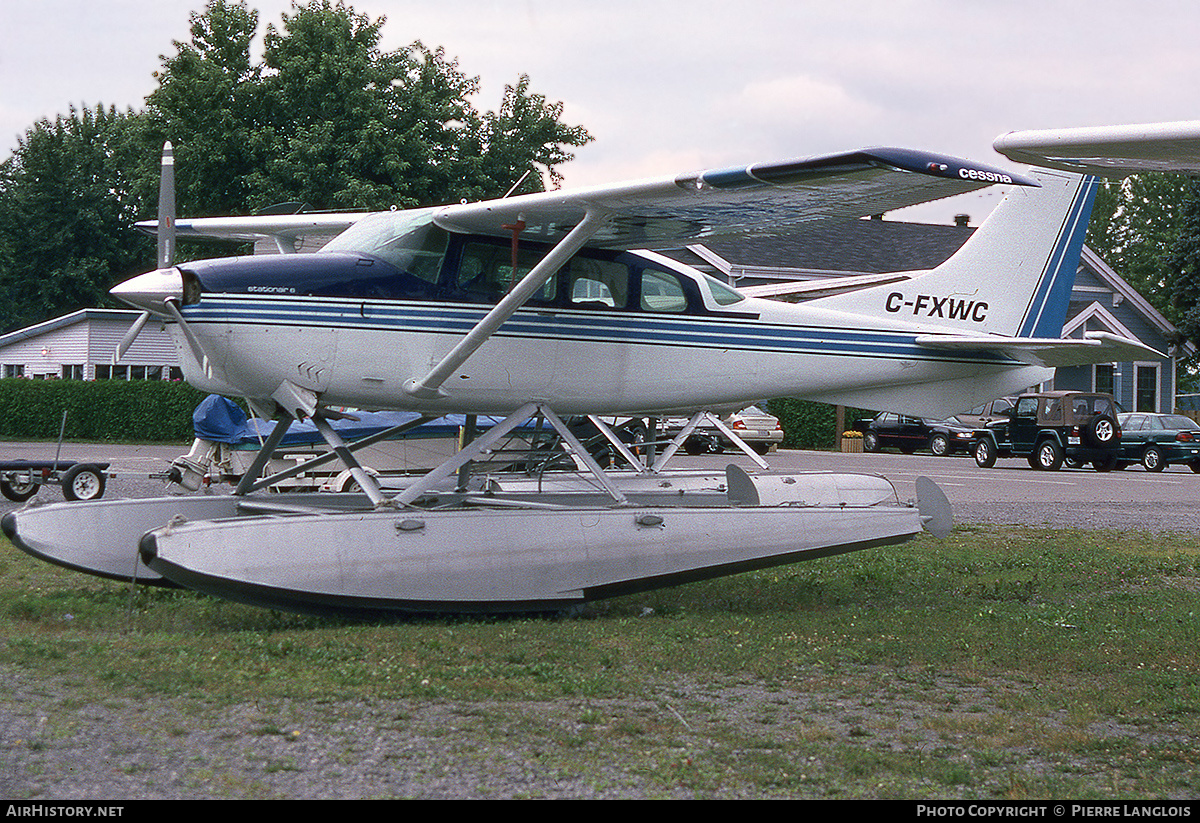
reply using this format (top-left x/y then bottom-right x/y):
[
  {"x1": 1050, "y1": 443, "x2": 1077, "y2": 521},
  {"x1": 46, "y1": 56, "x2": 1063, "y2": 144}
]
[{"x1": 972, "y1": 391, "x2": 1122, "y2": 471}]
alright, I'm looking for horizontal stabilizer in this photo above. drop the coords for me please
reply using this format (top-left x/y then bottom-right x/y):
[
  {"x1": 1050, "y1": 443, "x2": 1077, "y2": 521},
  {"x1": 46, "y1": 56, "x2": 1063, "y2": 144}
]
[
  {"x1": 136, "y1": 213, "x2": 365, "y2": 247},
  {"x1": 994, "y1": 121, "x2": 1200, "y2": 177},
  {"x1": 738, "y1": 272, "x2": 912, "y2": 300},
  {"x1": 915, "y1": 331, "x2": 1165, "y2": 368}
]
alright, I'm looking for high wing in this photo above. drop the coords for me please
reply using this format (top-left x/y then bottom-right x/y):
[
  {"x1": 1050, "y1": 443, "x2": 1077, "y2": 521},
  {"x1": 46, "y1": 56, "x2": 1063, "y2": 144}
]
[
  {"x1": 136, "y1": 147, "x2": 1038, "y2": 251},
  {"x1": 994, "y1": 121, "x2": 1200, "y2": 177},
  {"x1": 915, "y1": 331, "x2": 1165, "y2": 368}
]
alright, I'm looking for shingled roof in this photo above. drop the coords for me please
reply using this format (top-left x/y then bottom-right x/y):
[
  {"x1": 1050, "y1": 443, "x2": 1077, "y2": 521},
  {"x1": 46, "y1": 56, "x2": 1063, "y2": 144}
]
[{"x1": 667, "y1": 219, "x2": 974, "y2": 280}]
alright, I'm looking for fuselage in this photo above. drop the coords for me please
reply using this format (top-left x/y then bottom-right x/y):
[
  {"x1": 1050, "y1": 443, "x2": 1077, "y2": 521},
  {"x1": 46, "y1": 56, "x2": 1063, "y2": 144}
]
[{"x1": 115, "y1": 211, "x2": 1040, "y2": 418}]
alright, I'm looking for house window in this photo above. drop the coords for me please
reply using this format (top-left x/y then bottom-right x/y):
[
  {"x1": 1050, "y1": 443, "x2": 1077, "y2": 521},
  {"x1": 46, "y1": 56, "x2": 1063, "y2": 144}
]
[
  {"x1": 1094, "y1": 364, "x2": 1115, "y2": 397},
  {"x1": 95, "y1": 364, "x2": 169, "y2": 380},
  {"x1": 1135, "y1": 363, "x2": 1159, "y2": 412},
  {"x1": 2, "y1": 365, "x2": 23, "y2": 378}
]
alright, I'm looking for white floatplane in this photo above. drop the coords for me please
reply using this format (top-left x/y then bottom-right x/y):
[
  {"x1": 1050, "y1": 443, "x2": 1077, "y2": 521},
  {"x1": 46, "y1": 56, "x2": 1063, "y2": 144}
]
[{"x1": 6, "y1": 122, "x2": 1200, "y2": 614}]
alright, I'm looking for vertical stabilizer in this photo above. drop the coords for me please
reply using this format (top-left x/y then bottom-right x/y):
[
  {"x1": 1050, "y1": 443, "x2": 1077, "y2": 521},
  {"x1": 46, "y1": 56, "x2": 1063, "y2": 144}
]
[{"x1": 808, "y1": 170, "x2": 1099, "y2": 339}]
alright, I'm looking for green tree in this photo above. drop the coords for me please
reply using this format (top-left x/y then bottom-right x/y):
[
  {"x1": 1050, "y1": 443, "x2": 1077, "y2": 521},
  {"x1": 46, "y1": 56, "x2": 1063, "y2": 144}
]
[
  {"x1": 148, "y1": 0, "x2": 592, "y2": 213},
  {"x1": 1086, "y1": 172, "x2": 1193, "y2": 324},
  {"x1": 0, "y1": 0, "x2": 592, "y2": 331},
  {"x1": 470, "y1": 74, "x2": 596, "y2": 198},
  {"x1": 1164, "y1": 179, "x2": 1200, "y2": 346},
  {"x1": 0, "y1": 106, "x2": 153, "y2": 331},
  {"x1": 1087, "y1": 172, "x2": 1200, "y2": 390},
  {"x1": 143, "y1": 0, "x2": 263, "y2": 217}
]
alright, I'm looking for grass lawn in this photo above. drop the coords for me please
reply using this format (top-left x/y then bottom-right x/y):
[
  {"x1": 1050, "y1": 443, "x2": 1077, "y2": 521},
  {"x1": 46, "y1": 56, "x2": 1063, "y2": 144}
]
[{"x1": 2, "y1": 523, "x2": 1198, "y2": 798}]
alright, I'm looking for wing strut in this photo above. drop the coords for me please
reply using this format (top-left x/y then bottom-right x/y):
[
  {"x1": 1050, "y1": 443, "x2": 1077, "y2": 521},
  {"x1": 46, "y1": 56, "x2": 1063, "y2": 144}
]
[{"x1": 404, "y1": 209, "x2": 611, "y2": 400}]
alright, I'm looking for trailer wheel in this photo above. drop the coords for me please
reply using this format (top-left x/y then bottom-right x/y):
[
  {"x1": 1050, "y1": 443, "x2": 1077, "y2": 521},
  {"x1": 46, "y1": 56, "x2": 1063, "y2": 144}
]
[
  {"x1": 62, "y1": 464, "x2": 105, "y2": 501},
  {"x1": 0, "y1": 478, "x2": 39, "y2": 502}
]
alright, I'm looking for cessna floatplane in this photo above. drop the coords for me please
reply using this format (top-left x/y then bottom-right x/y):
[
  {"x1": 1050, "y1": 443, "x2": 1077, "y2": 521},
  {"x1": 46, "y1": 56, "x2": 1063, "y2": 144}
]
[{"x1": 6, "y1": 121, "x2": 1200, "y2": 615}]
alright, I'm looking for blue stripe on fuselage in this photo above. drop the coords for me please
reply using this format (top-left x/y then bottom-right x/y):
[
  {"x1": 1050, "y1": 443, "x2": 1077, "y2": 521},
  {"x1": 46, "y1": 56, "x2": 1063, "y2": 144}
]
[{"x1": 182, "y1": 296, "x2": 1019, "y2": 366}]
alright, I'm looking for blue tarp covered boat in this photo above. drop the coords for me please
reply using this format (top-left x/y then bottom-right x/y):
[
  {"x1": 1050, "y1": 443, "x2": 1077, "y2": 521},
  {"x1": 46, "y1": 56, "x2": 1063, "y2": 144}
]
[{"x1": 191, "y1": 395, "x2": 512, "y2": 448}]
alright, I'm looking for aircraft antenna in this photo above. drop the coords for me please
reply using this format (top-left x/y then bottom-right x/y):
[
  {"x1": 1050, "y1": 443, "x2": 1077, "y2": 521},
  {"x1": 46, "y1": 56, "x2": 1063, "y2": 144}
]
[{"x1": 503, "y1": 169, "x2": 533, "y2": 199}]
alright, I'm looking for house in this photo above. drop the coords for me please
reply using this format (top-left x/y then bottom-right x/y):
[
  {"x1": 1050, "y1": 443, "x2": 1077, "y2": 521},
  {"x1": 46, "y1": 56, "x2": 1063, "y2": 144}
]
[
  {"x1": 668, "y1": 218, "x2": 1192, "y2": 414},
  {"x1": 0, "y1": 308, "x2": 180, "y2": 381}
]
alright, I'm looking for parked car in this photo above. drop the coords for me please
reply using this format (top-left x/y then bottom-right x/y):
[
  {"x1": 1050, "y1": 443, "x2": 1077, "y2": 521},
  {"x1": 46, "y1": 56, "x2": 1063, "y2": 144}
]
[
  {"x1": 663, "y1": 406, "x2": 784, "y2": 455},
  {"x1": 857, "y1": 412, "x2": 973, "y2": 455},
  {"x1": 927, "y1": 418, "x2": 978, "y2": 456},
  {"x1": 952, "y1": 396, "x2": 1017, "y2": 429},
  {"x1": 972, "y1": 391, "x2": 1121, "y2": 471},
  {"x1": 1116, "y1": 413, "x2": 1200, "y2": 472}
]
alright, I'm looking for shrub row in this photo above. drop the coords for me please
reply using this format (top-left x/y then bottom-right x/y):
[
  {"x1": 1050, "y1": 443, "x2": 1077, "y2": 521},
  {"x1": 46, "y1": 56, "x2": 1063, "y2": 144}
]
[
  {"x1": 0, "y1": 379, "x2": 211, "y2": 443},
  {"x1": 0, "y1": 380, "x2": 869, "y2": 450},
  {"x1": 766, "y1": 398, "x2": 873, "y2": 450}
]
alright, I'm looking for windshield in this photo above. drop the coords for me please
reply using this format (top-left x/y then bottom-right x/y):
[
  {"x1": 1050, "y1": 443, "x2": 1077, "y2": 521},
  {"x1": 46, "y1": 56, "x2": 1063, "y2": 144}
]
[{"x1": 321, "y1": 210, "x2": 448, "y2": 282}]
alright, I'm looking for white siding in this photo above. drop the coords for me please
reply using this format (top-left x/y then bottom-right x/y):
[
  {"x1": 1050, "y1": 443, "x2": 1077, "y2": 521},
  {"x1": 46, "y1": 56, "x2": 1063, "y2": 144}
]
[{"x1": 0, "y1": 310, "x2": 178, "y2": 379}]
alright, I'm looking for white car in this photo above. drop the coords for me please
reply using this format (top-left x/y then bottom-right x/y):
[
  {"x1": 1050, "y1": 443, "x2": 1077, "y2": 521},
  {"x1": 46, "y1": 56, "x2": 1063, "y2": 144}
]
[{"x1": 664, "y1": 406, "x2": 784, "y2": 455}]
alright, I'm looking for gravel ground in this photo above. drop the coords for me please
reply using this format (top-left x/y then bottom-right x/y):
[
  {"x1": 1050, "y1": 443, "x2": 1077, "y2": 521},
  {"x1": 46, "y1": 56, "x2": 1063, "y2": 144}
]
[
  {"x1": 2, "y1": 458, "x2": 1197, "y2": 800},
  {"x1": 954, "y1": 499, "x2": 1200, "y2": 533}
]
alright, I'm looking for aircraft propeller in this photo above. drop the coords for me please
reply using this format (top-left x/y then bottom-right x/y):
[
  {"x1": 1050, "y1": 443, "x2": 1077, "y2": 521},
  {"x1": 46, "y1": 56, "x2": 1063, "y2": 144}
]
[
  {"x1": 113, "y1": 142, "x2": 210, "y2": 374},
  {"x1": 114, "y1": 142, "x2": 176, "y2": 363}
]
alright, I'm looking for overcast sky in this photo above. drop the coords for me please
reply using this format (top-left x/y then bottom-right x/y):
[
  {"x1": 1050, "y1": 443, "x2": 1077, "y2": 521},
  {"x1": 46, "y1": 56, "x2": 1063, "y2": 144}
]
[{"x1": 3, "y1": 0, "x2": 1199, "y2": 223}]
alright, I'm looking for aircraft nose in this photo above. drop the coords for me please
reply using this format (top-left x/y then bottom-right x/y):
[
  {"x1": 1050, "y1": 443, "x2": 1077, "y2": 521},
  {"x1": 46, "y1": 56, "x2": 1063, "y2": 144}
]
[{"x1": 110, "y1": 267, "x2": 184, "y2": 314}]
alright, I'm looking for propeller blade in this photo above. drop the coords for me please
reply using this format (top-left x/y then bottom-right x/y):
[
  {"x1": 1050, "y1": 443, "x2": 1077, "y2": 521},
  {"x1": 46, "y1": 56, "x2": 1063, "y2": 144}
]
[
  {"x1": 157, "y1": 142, "x2": 176, "y2": 269},
  {"x1": 113, "y1": 310, "x2": 152, "y2": 364}
]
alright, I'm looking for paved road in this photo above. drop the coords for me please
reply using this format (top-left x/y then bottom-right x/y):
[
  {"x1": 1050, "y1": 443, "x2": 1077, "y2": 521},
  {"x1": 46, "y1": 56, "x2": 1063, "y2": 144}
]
[
  {"x1": 0, "y1": 440, "x2": 1195, "y2": 532},
  {"x1": 698, "y1": 448, "x2": 1200, "y2": 533}
]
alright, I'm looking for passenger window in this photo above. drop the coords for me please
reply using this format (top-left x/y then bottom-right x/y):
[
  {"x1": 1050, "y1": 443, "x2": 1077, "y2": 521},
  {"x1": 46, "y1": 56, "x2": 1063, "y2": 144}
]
[
  {"x1": 641, "y1": 270, "x2": 687, "y2": 313},
  {"x1": 1015, "y1": 398, "x2": 1037, "y2": 418},
  {"x1": 568, "y1": 258, "x2": 628, "y2": 308},
  {"x1": 704, "y1": 275, "x2": 745, "y2": 306}
]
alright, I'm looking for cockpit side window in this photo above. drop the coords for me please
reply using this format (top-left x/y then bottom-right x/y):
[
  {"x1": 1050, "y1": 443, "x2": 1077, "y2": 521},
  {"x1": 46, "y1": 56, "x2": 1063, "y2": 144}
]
[{"x1": 704, "y1": 275, "x2": 746, "y2": 306}]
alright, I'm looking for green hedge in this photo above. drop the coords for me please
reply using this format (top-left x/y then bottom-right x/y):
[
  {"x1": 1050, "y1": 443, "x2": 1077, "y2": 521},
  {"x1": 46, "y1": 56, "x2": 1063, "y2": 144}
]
[
  {"x1": 0, "y1": 381, "x2": 876, "y2": 449},
  {"x1": 767, "y1": 398, "x2": 874, "y2": 450},
  {"x1": 0, "y1": 379, "x2": 211, "y2": 442}
]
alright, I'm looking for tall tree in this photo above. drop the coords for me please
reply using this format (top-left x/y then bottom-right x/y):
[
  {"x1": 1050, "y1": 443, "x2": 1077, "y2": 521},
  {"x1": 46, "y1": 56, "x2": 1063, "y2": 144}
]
[
  {"x1": 143, "y1": 0, "x2": 263, "y2": 217},
  {"x1": 1086, "y1": 172, "x2": 1193, "y2": 325},
  {"x1": 148, "y1": 0, "x2": 592, "y2": 213},
  {"x1": 0, "y1": 0, "x2": 592, "y2": 331},
  {"x1": 0, "y1": 106, "x2": 152, "y2": 331},
  {"x1": 1165, "y1": 180, "x2": 1200, "y2": 346}
]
